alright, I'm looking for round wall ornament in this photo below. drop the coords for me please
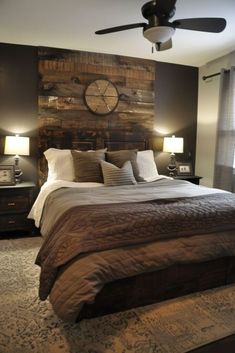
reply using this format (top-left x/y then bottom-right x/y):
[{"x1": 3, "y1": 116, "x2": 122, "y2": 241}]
[{"x1": 84, "y1": 79, "x2": 119, "y2": 115}]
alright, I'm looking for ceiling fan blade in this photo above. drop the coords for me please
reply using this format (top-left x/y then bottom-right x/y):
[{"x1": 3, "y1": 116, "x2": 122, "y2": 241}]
[
  {"x1": 172, "y1": 18, "x2": 226, "y2": 33},
  {"x1": 156, "y1": 39, "x2": 173, "y2": 51},
  {"x1": 95, "y1": 23, "x2": 146, "y2": 35}
]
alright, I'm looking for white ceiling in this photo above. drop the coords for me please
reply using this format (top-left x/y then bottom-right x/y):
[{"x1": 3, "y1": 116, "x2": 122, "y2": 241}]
[{"x1": 0, "y1": 0, "x2": 235, "y2": 67}]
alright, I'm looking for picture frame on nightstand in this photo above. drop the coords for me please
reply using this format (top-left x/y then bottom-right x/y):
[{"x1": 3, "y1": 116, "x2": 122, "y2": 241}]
[
  {"x1": 176, "y1": 162, "x2": 193, "y2": 176},
  {"x1": 0, "y1": 165, "x2": 15, "y2": 186}
]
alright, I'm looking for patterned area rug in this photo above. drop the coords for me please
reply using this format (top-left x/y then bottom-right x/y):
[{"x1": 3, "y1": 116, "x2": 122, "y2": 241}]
[{"x1": 1, "y1": 237, "x2": 235, "y2": 353}]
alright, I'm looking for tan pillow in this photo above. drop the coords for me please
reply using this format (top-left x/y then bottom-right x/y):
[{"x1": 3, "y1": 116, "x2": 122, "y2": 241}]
[
  {"x1": 71, "y1": 150, "x2": 105, "y2": 182},
  {"x1": 106, "y1": 150, "x2": 143, "y2": 182},
  {"x1": 101, "y1": 160, "x2": 137, "y2": 186}
]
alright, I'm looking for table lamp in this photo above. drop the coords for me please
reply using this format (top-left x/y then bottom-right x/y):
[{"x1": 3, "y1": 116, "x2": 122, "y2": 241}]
[
  {"x1": 163, "y1": 135, "x2": 184, "y2": 176},
  {"x1": 4, "y1": 135, "x2": 30, "y2": 183}
]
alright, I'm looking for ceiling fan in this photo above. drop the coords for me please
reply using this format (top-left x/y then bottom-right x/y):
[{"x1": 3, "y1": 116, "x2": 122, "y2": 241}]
[{"x1": 95, "y1": 0, "x2": 226, "y2": 51}]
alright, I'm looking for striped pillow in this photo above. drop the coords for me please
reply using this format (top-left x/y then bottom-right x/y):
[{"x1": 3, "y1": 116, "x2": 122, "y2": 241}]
[{"x1": 101, "y1": 160, "x2": 137, "y2": 186}]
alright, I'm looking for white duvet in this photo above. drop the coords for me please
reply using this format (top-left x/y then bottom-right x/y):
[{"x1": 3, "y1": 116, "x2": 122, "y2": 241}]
[
  {"x1": 29, "y1": 176, "x2": 169, "y2": 227},
  {"x1": 28, "y1": 177, "x2": 227, "y2": 228},
  {"x1": 28, "y1": 180, "x2": 104, "y2": 227}
]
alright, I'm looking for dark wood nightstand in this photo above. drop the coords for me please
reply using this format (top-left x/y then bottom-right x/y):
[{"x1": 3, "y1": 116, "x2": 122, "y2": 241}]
[
  {"x1": 174, "y1": 175, "x2": 202, "y2": 185},
  {"x1": 0, "y1": 182, "x2": 36, "y2": 235}
]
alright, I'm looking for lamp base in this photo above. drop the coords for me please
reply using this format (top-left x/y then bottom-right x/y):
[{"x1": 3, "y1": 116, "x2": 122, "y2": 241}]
[
  {"x1": 14, "y1": 156, "x2": 23, "y2": 183},
  {"x1": 167, "y1": 153, "x2": 177, "y2": 177},
  {"x1": 15, "y1": 168, "x2": 23, "y2": 183},
  {"x1": 167, "y1": 165, "x2": 177, "y2": 177}
]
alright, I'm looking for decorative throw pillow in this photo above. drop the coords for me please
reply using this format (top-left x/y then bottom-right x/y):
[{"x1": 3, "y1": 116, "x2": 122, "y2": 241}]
[
  {"x1": 137, "y1": 150, "x2": 159, "y2": 182},
  {"x1": 106, "y1": 150, "x2": 143, "y2": 182},
  {"x1": 71, "y1": 150, "x2": 105, "y2": 182},
  {"x1": 101, "y1": 160, "x2": 137, "y2": 186},
  {"x1": 44, "y1": 148, "x2": 75, "y2": 181}
]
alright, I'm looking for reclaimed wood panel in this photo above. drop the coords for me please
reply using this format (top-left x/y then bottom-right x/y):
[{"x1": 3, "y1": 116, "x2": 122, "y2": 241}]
[
  {"x1": 39, "y1": 61, "x2": 154, "y2": 80},
  {"x1": 38, "y1": 47, "x2": 155, "y2": 73},
  {"x1": 38, "y1": 47, "x2": 155, "y2": 183}
]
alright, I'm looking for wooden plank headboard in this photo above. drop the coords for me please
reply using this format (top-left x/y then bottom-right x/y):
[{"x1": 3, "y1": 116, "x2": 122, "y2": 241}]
[
  {"x1": 38, "y1": 47, "x2": 156, "y2": 185},
  {"x1": 38, "y1": 127, "x2": 149, "y2": 185}
]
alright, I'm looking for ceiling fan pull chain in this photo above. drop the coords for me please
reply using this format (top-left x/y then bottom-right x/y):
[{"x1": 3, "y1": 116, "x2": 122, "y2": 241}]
[
  {"x1": 156, "y1": 43, "x2": 161, "y2": 51},
  {"x1": 152, "y1": 43, "x2": 154, "y2": 53}
]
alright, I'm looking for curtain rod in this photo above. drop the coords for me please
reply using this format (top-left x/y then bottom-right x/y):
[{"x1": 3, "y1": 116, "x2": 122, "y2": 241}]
[{"x1": 202, "y1": 69, "x2": 230, "y2": 81}]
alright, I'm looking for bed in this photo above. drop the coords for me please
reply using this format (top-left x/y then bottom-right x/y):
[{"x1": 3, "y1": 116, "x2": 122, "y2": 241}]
[{"x1": 30, "y1": 144, "x2": 235, "y2": 323}]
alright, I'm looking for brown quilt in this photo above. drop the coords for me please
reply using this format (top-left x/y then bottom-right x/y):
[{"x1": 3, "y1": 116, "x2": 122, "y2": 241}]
[{"x1": 36, "y1": 191, "x2": 235, "y2": 301}]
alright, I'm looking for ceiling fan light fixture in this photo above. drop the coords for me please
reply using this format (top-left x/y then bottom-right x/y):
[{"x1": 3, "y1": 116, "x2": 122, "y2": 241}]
[
  {"x1": 95, "y1": 1, "x2": 226, "y2": 52},
  {"x1": 143, "y1": 26, "x2": 175, "y2": 43}
]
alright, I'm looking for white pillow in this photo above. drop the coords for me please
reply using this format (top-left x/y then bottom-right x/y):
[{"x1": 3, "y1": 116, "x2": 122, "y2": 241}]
[
  {"x1": 44, "y1": 148, "x2": 75, "y2": 181},
  {"x1": 137, "y1": 150, "x2": 159, "y2": 182}
]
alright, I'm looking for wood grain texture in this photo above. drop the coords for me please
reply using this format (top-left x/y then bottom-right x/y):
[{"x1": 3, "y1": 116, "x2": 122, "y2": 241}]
[{"x1": 38, "y1": 47, "x2": 156, "y2": 183}]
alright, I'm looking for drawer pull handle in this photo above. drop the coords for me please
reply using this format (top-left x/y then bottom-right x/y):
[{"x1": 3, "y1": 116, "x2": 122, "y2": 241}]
[
  {"x1": 8, "y1": 220, "x2": 16, "y2": 224},
  {"x1": 8, "y1": 202, "x2": 16, "y2": 206}
]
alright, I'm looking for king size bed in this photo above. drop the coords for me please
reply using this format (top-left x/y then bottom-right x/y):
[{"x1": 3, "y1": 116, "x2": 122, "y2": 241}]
[{"x1": 29, "y1": 145, "x2": 235, "y2": 323}]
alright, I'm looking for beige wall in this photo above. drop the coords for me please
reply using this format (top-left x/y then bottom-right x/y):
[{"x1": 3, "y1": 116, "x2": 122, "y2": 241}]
[{"x1": 196, "y1": 51, "x2": 235, "y2": 187}]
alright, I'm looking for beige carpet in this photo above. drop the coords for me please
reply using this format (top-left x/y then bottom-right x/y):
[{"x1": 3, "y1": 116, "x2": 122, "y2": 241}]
[{"x1": 1, "y1": 237, "x2": 235, "y2": 353}]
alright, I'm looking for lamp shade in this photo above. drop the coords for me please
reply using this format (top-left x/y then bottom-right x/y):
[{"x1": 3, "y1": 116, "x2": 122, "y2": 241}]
[
  {"x1": 4, "y1": 135, "x2": 30, "y2": 156},
  {"x1": 143, "y1": 26, "x2": 175, "y2": 43},
  {"x1": 163, "y1": 135, "x2": 184, "y2": 154}
]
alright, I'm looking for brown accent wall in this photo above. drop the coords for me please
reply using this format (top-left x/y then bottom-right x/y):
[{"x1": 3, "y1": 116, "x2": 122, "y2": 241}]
[
  {"x1": 155, "y1": 61, "x2": 198, "y2": 173},
  {"x1": 0, "y1": 43, "x2": 38, "y2": 183}
]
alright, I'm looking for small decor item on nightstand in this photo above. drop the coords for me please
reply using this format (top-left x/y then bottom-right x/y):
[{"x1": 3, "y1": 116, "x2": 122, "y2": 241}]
[
  {"x1": 177, "y1": 162, "x2": 193, "y2": 176},
  {"x1": 163, "y1": 135, "x2": 184, "y2": 177},
  {"x1": 0, "y1": 165, "x2": 15, "y2": 186},
  {"x1": 4, "y1": 135, "x2": 30, "y2": 183}
]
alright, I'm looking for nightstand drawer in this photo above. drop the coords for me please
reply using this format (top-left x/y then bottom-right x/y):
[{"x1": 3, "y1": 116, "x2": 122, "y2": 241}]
[
  {"x1": 0, "y1": 213, "x2": 30, "y2": 230},
  {"x1": 0, "y1": 196, "x2": 29, "y2": 213},
  {"x1": 0, "y1": 181, "x2": 37, "y2": 235}
]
